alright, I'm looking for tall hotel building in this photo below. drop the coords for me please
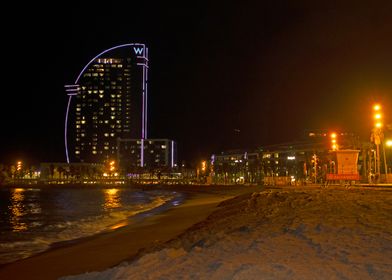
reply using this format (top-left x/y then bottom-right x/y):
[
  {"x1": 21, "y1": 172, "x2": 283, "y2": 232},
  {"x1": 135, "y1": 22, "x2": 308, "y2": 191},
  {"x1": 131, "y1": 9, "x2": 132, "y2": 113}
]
[{"x1": 65, "y1": 44, "x2": 176, "y2": 169}]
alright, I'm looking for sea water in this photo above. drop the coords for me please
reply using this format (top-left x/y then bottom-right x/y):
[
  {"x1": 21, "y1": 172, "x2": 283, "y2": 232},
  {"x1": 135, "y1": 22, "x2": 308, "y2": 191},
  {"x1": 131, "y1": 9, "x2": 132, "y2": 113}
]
[{"x1": 0, "y1": 186, "x2": 183, "y2": 264}]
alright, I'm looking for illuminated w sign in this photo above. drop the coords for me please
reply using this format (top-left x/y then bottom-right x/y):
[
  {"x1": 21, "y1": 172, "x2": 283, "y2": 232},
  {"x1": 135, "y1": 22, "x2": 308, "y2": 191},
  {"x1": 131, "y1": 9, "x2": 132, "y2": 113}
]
[{"x1": 133, "y1": 47, "x2": 144, "y2": 55}]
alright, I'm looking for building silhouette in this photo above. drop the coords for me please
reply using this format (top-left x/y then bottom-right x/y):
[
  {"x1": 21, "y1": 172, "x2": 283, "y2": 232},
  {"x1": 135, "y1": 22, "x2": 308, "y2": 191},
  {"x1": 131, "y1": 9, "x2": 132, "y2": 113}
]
[{"x1": 65, "y1": 44, "x2": 176, "y2": 170}]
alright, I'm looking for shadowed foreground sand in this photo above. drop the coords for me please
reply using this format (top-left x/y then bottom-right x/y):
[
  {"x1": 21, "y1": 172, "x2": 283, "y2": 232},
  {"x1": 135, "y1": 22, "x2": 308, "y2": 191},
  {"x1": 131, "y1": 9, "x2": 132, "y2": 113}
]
[
  {"x1": 0, "y1": 185, "x2": 261, "y2": 280},
  {"x1": 61, "y1": 186, "x2": 392, "y2": 280}
]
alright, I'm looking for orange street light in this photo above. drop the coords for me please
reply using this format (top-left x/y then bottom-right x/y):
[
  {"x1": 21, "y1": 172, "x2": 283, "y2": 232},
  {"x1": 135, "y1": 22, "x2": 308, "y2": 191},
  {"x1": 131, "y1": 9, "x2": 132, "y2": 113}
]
[
  {"x1": 330, "y1": 132, "x2": 338, "y2": 150},
  {"x1": 387, "y1": 140, "x2": 392, "y2": 147},
  {"x1": 201, "y1": 160, "x2": 206, "y2": 172},
  {"x1": 375, "y1": 122, "x2": 383, "y2": 128},
  {"x1": 373, "y1": 104, "x2": 381, "y2": 111},
  {"x1": 374, "y1": 113, "x2": 382, "y2": 120}
]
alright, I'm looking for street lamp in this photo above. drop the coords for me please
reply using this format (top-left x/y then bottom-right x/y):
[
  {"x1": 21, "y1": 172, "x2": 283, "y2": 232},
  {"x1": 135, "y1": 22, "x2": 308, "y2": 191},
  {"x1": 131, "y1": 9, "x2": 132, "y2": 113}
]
[
  {"x1": 370, "y1": 103, "x2": 389, "y2": 183},
  {"x1": 330, "y1": 132, "x2": 338, "y2": 151},
  {"x1": 370, "y1": 104, "x2": 383, "y2": 182},
  {"x1": 16, "y1": 161, "x2": 22, "y2": 171}
]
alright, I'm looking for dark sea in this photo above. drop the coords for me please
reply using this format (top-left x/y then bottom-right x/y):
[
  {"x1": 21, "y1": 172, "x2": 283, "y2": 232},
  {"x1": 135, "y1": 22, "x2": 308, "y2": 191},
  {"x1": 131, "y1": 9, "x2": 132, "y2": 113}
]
[{"x1": 0, "y1": 186, "x2": 183, "y2": 265}]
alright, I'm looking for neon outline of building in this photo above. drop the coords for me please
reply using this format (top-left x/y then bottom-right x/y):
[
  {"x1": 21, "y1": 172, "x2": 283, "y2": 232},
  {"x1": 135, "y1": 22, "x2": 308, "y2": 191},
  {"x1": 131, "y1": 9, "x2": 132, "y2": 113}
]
[{"x1": 64, "y1": 43, "x2": 148, "y2": 164}]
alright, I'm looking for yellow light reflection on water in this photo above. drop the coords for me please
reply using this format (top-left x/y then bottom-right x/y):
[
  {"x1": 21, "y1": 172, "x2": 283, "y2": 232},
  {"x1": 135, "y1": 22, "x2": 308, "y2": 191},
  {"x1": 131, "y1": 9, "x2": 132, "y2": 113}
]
[
  {"x1": 9, "y1": 188, "x2": 27, "y2": 232},
  {"x1": 103, "y1": 188, "x2": 121, "y2": 210}
]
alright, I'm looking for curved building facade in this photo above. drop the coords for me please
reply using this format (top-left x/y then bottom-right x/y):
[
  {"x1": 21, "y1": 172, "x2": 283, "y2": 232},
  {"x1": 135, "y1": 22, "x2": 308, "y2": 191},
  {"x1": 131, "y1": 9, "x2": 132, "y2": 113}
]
[{"x1": 65, "y1": 43, "x2": 148, "y2": 164}]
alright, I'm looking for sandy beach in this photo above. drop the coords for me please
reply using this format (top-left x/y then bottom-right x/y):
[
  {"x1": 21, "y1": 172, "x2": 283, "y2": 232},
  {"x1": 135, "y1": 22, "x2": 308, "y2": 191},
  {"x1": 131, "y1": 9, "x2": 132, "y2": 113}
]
[
  {"x1": 1, "y1": 184, "x2": 392, "y2": 280},
  {"x1": 58, "y1": 185, "x2": 392, "y2": 280},
  {"x1": 0, "y1": 185, "x2": 261, "y2": 280}
]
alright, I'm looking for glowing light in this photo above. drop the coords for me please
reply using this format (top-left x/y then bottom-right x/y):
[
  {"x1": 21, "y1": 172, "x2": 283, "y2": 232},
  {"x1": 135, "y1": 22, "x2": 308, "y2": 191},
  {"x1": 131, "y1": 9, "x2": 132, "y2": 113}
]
[
  {"x1": 171, "y1": 140, "x2": 174, "y2": 168},
  {"x1": 375, "y1": 122, "x2": 383, "y2": 128},
  {"x1": 65, "y1": 95, "x2": 73, "y2": 163},
  {"x1": 133, "y1": 47, "x2": 144, "y2": 55},
  {"x1": 374, "y1": 113, "x2": 382, "y2": 120},
  {"x1": 386, "y1": 140, "x2": 392, "y2": 147},
  {"x1": 330, "y1": 132, "x2": 338, "y2": 150},
  {"x1": 287, "y1": 156, "x2": 296, "y2": 160},
  {"x1": 110, "y1": 221, "x2": 127, "y2": 230},
  {"x1": 373, "y1": 104, "x2": 381, "y2": 111},
  {"x1": 10, "y1": 188, "x2": 27, "y2": 232},
  {"x1": 103, "y1": 188, "x2": 121, "y2": 210},
  {"x1": 141, "y1": 139, "x2": 144, "y2": 167},
  {"x1": 201, "y1": 160, "x2": 206, "y2": 172},
  {"x1": 142, "y1": 66, "x2": 145, "y2": 139}
]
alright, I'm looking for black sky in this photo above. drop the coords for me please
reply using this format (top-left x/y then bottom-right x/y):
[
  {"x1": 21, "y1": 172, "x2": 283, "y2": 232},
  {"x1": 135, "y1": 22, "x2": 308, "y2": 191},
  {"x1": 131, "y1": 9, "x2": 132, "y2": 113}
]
[{"x1": 1, "y1": 1, "x2": 392, "y2": 165}]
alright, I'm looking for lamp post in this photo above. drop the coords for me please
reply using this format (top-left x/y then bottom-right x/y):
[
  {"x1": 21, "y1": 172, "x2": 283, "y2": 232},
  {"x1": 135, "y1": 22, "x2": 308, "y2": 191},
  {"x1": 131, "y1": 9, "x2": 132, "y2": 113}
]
[
  {"x1": 386, "y1": 140, "x2": 392, "y2": 179},
  {"x1": 370, "y1": 104, "x2": 387, "y2": 183},
  {"x1": 330, "y1": 132, "x2": 338, "y2": 151}
]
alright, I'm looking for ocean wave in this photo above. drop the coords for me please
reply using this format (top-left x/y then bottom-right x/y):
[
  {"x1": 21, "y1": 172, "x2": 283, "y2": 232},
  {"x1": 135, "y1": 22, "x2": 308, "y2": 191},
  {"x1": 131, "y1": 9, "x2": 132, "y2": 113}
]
[{"x1": 0, "y1": 190, "x2": 183, "y2": 265}]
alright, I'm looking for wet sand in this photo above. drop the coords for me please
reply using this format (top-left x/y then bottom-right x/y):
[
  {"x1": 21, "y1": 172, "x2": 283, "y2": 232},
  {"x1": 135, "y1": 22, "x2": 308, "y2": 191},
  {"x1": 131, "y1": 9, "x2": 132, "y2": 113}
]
[{"x1": 0, "y1": 184, "x2": 261, "y2": 280}]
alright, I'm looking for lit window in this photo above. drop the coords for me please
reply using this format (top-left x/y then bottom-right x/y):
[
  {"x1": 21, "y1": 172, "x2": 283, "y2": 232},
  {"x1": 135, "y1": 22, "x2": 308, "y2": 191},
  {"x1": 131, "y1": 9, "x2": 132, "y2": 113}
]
[
  {"x1": 104, "y1": 133, "x2": 109, "y2": 137},
  {"x1": 92, "y1": 150, "x2": 97, "y2": 154},
  {"x1": 161, "y1": 145, "x2": 166, "y2": 149},
  {"x1": 75, "y1": 151, "x2": 80, "y2": 154}
]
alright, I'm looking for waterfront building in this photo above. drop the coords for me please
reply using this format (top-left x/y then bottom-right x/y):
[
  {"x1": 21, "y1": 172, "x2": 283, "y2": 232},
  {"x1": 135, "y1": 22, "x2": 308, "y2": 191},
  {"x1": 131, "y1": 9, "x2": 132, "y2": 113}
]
[
  {"x1": 65, "y1": 43, "x2": 149, "y2": 164},
  {"x1": 210, "y1": 129, "x2": 364, "y2": 185},
  {"x1": 211, "y1": 150, "x2": 262, "y2": 184},
  {"x1": 117, "y1": 139, "x2": 177, "y2": 174}
]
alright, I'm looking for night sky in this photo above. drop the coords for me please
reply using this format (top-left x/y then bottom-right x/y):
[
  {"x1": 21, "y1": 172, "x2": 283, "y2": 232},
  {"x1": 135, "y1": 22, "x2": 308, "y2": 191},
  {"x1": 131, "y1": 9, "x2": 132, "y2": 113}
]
[{"x1": 2, "y1": 1, "x2": 392, "y2": 166}]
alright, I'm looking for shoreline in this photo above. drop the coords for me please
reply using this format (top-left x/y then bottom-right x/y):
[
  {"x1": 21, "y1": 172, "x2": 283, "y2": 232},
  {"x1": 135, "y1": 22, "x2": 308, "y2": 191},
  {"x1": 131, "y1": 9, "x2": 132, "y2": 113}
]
[
  {"x1": 0, "y1": 184, "x2": 261, "y2": 280},
  {"x1": 62, "y1": 185, "x2": 392, "y2": 279}
]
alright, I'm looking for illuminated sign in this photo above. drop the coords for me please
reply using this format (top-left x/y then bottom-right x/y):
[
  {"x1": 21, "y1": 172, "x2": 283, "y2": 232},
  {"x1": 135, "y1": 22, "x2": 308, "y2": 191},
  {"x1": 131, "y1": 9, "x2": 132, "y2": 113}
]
[{"x1": 133, "y1": 47, "x2": 144, "y2": 55}]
